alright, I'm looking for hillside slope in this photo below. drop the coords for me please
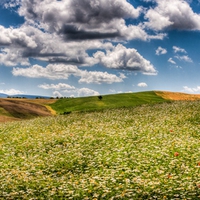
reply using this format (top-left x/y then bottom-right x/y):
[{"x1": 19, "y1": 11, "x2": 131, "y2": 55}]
[
  {"x1": 50, "y1": 91, "x2": 168, "y2": 114},
  {"x1": 0, "y1": 91, "x2": 200, "y2": 122},
  {"x1": 0, "y1": 99, "x2": 56, "y2": 122},
  {"x1": 155, "y1": 91, "x2": 200, "y2": 100}
]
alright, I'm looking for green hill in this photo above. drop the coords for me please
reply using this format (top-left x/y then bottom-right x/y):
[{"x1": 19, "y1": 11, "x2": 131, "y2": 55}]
[{"x1": 50, "y1": 91, "x2": 169, "y2": 114}]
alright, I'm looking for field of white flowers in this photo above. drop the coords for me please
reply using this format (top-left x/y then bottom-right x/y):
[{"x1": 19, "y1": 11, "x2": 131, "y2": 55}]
[{"x1": 0, "y1": 101, "x2": 200, "y2": 199}]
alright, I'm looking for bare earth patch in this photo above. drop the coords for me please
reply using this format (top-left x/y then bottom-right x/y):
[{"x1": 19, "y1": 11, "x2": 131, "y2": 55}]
[
  {"x1": 0, "y1": 99, "x2": 54, "y2": 121},
  {"x1": 155, "y1": 91, "x2": 200, "y2": 101}
]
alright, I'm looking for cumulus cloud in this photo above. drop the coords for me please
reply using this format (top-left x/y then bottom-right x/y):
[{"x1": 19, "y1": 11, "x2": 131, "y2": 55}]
[
  {"x1": 156, "y1": 46, "x2": 167, "y2": 55},
  {"x1": 94, "y1": 44, "x2": 157, "y2": 75},
  {"x1": 144, "y1": 0, "x2": 200, "y2": 31},
  {"x1": 183, "y1": 86, "x2": 200, "y2": 93},
  {"x1": 0, "y1": 25, "x2": 37, "y2": 48},
  {"x1": 0, "y1": 48, "x2": 30, "y2": 66},
  {"x1": 0, "y1": 25, "x2": 101, "y2": 67},
  {"x1": 12, "y1": 63, "x2": 126, "y2": 84},
  {"x1": 0, "y1": 89, "x2": 25, "y2": 95},
  {"x1": 40, "y1": 83, "x2": 76, "y2": 97},
  {"x1": 38, "y1": 83, "x2": 76, "y2": 90},
  {"x1": 173, "y1": 46, "x2": 187, "y2": 54},
  {"x1": 168, "y1": 58, "x2": 176, "y2": 64},
  {"x1": 17, "y1": 0, "x2": 142, "y2": 41},
  {"x1": 78, "y1": 71, "x2": 125, "y2": 84},
  {"x1": 53, "y1": 91, "x2": 63, "y2": 98},
  {"x1": 40, "y1": 83, "x2": 99, "y2": 97},
  {"x1": 77, "y1": 88, "x2": 99, "y2": 97},
  {"x1": 0, "y1": 0, "x2": 166, "y2": 74},
  {"x1": 137, "y1": 82, "x2": 148, "y2": 87},
  {"x1": 12, "y1": 64, "x2": 77, "y2": 79}
]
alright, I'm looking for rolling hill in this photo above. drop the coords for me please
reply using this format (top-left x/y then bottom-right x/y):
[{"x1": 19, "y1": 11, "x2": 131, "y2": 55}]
[
  {"x1": 0, "y1": 98, "x2": 57, "y2": 122},
  {"x1": 50, "y1": 91, "x2": 169, "y2": 114},
  {"x1": 0, "y1": 91, "x2": 200, "y2": 122}
]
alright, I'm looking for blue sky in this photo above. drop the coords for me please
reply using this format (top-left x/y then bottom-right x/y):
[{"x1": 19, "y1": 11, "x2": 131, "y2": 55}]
[{"x1": 0, "y1": 0, "x2": 200, "y2": 97}]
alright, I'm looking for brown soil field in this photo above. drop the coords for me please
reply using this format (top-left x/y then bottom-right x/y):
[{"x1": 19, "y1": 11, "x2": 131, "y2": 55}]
[
  {"x1": 155, "y1": 91, "x2": 200, "y2": 101},
  {"x1": 0, "y1": 98, "x2": 56, "y2": 122}
]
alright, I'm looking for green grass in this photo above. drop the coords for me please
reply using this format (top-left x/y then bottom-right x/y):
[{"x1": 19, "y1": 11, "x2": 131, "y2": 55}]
[
  {"x1": 0, "y1": 107, "x2": 13, "y2": 117},
  {"x1": 0, "y1": 101, "x2": 200, "y2": 199},
  {"x1": 50, "y1": 91, "x2": 168, "y2": 114}
]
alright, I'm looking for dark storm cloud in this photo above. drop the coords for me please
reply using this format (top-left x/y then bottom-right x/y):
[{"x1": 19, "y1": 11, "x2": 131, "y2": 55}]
[
  {"x1": 68, "y1": 0, "x2": 139, "y2": 23},
  {"x1": 59, "y1": 25, "x2": 120, "y2": 40},
  {"x1": 22, "y1": 51, "x2": 66, "y2": 58},
  {"x1": 48, "y1": 57, "x2": 86, "y2": 65}
]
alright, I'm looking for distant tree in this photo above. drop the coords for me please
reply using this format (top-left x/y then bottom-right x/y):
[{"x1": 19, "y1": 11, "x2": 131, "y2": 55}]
[{"x1": 98, "y1": 95, "x2": 103, "y2": 100}]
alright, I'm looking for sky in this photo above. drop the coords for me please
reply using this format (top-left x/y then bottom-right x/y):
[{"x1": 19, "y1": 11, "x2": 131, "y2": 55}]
[{"x1": 1, "y1": 0, "x2": 200, "y2": 97}]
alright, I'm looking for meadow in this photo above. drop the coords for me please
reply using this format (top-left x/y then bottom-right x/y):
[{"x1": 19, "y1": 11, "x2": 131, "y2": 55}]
[
  {"x1": 50, "y1": 91, "x2": 167, "y2": 114},
  {"x1": 0, "y1": 99, "x2": 200, "y2": 199}
]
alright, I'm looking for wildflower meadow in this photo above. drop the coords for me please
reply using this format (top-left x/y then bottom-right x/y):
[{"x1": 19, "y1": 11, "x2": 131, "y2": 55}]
[{"x1": 0, "y1": 101, "x2": 200, "y2": 199}]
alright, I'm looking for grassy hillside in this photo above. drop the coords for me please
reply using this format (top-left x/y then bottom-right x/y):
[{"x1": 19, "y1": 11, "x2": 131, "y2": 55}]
[
  {"x1": 50, "y1": 91, "x2": 168, "y2": 114},
  {"x1": 0, "y1": 91, "x2": 200, "y2": 122},
  {"x1": 0, "y1": 101, "x2": 200, "y2": 199}
]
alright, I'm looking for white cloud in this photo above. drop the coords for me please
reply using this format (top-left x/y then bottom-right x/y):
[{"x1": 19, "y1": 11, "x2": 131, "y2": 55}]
[
  {"x1": 39, "y1": 82, "x2": 100, "y2": 97},
  {"x1": 38, "y1": 83, "x2": 75, "y2": 90},
  {"x1": 156, "y1": 47, "x2": 167, "y2": 55},
  {"x1": 137, "y1": 82, "x2": 148, "y2": 87},
  {"x1": 183, "y1": 86, "x2": 200, "y2": 93},
  {"x1": 18, "y1": 0, "x2": 142, "y2": 41},
  {"x1": 0, "y1": 89, "x2": 25, "y2": 95},
  {"x1": 3, "y1": 0, "x2": 20, "y2": 8},
  {"x1": 12, "y1": 64, "x2": 77, "y2": 79},
  {"x1": 0, "y1": 25, "x2": 117, "y2": 67},
  {"x1": 144, "y1": 0, "x2": 200, "y2": 31},
  {"x1": 173, "y1": 46, "x2": 187, "y2": 53},
  {"x1": 13, "y1": 64, "x2": 126, "y2": 84},
  {"x1": 0, "y1": 25, "x2": 37, "y2": 48},
  {"x1": 94, "y1": 44, "x2": 157, "y2": 75},
  {"x1": 168, "y1": 58, "x2": 176, "y2": 64},
  {"x1": 77, "y1": 88, "x2": 100, "y2": 97},
  {"x1": 0, "y1": 0, "x2": 168, "y2": 70},
  {"x1": 40, "y1": 83, "x2": 76, "y2": 97},
  {"x1": 78, "y1": 71, "x2": 125, "y2": 84},
  {"x1": 53, "y1": 91, "x2": 63, "y2": 98},
  {"x1": 0, "y1": 48, "x2": 30, "y2": 66},
  {"x1": 175, "y1": 55, "x2": 193, "y2": 63}
]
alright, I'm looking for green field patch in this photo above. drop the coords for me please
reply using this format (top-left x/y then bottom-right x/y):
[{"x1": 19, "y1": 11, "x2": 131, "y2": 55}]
[
  {"x1": 50, "y1": 91, "x2": 168, "y2": 114},
  {"x1": 0, "y1": 107, "x2": 13, "y2": 117}
]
